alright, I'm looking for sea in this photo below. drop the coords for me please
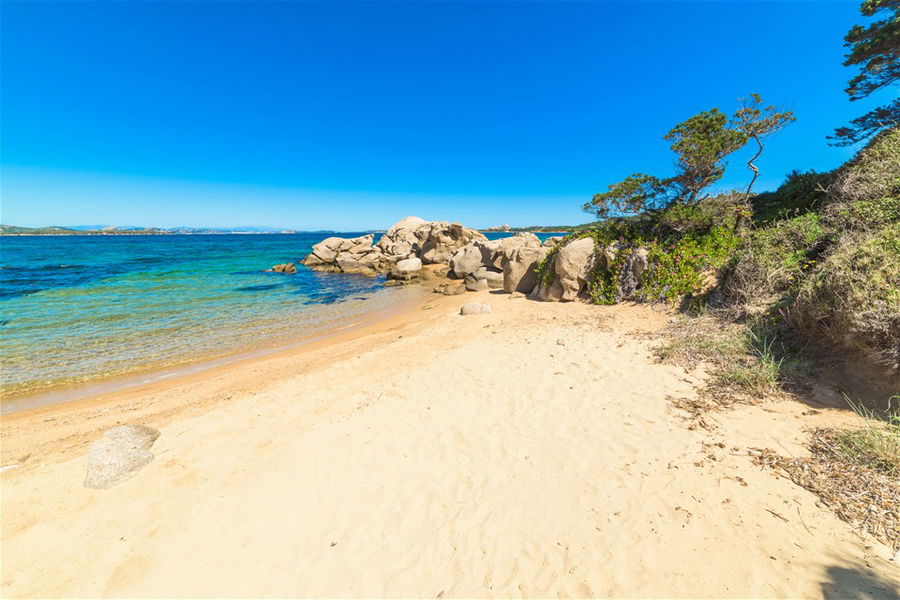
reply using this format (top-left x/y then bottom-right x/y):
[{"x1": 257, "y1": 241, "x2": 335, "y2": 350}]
[{"x1": 0, "y1": 231, "x2": 555, "y2": 403}]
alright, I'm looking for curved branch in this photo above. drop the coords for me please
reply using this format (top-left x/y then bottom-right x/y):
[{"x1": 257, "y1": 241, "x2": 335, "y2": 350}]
[{"x1": 745, "y1": 134, "x2": 764, "y2": 195}]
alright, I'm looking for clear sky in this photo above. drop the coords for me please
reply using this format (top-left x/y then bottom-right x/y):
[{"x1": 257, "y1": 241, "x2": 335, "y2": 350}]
[{"x1": 0, "y1": 1, "x2": 891, "y2": 230}]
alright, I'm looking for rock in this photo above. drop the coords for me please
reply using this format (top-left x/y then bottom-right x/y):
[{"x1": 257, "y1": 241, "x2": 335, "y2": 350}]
[
  {"x1": 416, "y1": 222, "x2": 486, "y2": 265},
  {"x1": 491, "y1": 233, "x2": 542, "y2": 269},
  {"x1": 473, "y1": 267, "x2": 505, "y2": 289},
  {"x1": 530, "y1": 277, "x2": 565, "y2": 302},
  {"x1": 543, "y1": 236, "x2": 565, "y2": 247},
  {"x1": 460, "y1": 302, "x2": 492, "y2": 315},
  {"x1": 510, "y1": 291, "x2": 525, "y2": 299},
  {"x1": 84, "y1": 425, "x2": 160, "y2": 489},
  {"x1": 465, "y1": 278, "x2": 490, "y2": 292},
  {"x1": 376, "y1": 216, "x2": 428, "y2": 257},
  {"x1": 434, "y1": 283, "x2": 467, "y2": 295},
  {"x1": 502, "y1": 246, "x2": 549, "y2": 294},
  {"x1": 388, "y1": 257, "x2": 423, "y2": 282},
  {"x1": 449, "y1": 242, "x2": 489, "y2": 279},
  {"x1": 615, "y1": 247, "x2": 649, "y2": 301},
  {"x1": 554, "y1": 237, "x2": 596, "y2": 301},
  {"x1": 303, "y1": 234, "x2": 388, "y2": 275},
  {"x1": 270, "y1": 263, "x2": 296, "y2": 274}
]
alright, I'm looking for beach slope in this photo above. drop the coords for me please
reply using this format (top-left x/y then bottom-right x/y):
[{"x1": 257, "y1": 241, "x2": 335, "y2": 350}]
[{"x1": 1, "y1": 293, "x2": 897, "y2": 598}]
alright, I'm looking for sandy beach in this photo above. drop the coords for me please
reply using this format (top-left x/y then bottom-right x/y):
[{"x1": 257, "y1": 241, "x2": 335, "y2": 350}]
[{"x1": 1, "y1": 290, "x2": 898, "y2": 598}]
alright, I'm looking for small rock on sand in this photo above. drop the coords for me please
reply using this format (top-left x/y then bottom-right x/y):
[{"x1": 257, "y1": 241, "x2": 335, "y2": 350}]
[
  {"x1": 460, "y1": 302, "x2": 492, "y2": 316},
  {"x1": 84, "y1": 424, "x2": 161, "y2": 489}
]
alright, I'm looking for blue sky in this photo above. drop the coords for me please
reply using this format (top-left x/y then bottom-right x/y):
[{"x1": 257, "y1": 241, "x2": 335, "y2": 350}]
[{"x1": 0, "y1": 1, "x2": 890, "y2": 230}]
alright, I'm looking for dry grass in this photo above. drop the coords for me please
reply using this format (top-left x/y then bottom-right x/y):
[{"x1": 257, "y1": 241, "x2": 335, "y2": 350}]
[
  {"x1": 751, "y1": 428, "x2": 899, "y2": 552},
  {"x1": 752, "y1": 395, "x2": 900, "y2": 552},
  {"x1": 656, "y1": 315, "x2": 786, "y2": 400},
  {"x1": 788, "y1": 224, "x2": 900, "y2": 371}
]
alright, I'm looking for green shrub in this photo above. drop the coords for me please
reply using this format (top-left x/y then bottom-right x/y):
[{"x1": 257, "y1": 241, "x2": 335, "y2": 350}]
[
  {"x1": 789, "y1": 224, "x2": 900, "y2": 370},
  {"x1": 750, "y1": 169, "x2": 834, "y2": 225},
  {"x1": 720, "y1": 213, "x2": 830, "y2": 311},
  {"x1": 828, "y1": 126, "x2": 900, "y2": 206},
  {"x1": 823, "y1": 194, "x2": 900, "y2": 231}
]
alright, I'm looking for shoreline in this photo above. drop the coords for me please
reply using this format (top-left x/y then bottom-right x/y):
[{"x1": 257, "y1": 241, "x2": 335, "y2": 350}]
[
  {"x1": 0, "y1": 285, "x2": 456, "y2": 470},
  {"x1": 0, "y1": 285, "x2": 430, "y2": 416}
]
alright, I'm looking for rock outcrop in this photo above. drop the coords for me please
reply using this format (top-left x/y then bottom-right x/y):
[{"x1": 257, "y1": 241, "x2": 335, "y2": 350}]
[
  {"x1": 387, "y1": 257, "x2": 423, "y2": 282},
  {"x1": 466, "y1": 266, "x2": 504, "y2": 290},
  {"x1": 302, "y1": 217, "x2": 485, "y2": 276},
  {"x1": 502, "y1": 245, "x2": 549, "y2": 294},
  {"x1": 270, "y1": 263, "x2": 297, "y2": 274},
  {"x1": 531, "y1": 237, "x2": 596, "y2": 302},
  {"x1": 302, "y1": 234, "x2": 393, "y2": 275},
  {"x1": 84, "y1": 425, "x2": 160, "y2": 489}
]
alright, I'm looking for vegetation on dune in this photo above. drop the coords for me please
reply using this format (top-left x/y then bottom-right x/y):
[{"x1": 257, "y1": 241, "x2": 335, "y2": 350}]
[{"x1": 545, "y1": 2, "x2": 899, "y2": 544}]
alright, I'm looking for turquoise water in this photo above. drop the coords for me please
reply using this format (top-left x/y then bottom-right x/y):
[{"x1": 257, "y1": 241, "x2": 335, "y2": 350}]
[
  {"x1": 0, "y1": 233, "x2": 424, "y2": 396},
  {"x1": 0, "y1": 231, "x2": 556, "y2": 397}
]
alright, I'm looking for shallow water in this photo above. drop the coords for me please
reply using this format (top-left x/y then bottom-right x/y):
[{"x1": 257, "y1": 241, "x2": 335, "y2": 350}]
[
  {"x1": 0, "y1": 233, "x2": 414, "y2": 395},
  {"x1": 0, "y1": 231, "x2": 557, "y2": 397}
]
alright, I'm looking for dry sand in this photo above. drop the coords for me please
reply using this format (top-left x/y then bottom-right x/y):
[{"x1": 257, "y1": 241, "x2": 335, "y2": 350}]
[{"x1": 1, "y1": 291, "x2": 898, "y2": 598}]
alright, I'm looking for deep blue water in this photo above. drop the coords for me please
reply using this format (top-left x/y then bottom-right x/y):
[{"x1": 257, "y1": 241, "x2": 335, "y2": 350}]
[{"x1": 0, "y1": 231, "x2": 557, "y2": 395}]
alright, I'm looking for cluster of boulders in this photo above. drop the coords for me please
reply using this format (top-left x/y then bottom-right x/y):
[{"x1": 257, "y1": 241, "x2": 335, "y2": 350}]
[
  {"x1": 296, "y1": 216, "x2": 650, "y2": 303},
  {"x1": 301, "y1": 216, "x2": 485, "y2": 280}
]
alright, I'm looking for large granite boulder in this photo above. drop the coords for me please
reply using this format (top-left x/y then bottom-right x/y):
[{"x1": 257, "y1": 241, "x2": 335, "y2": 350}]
[
  {"x1": 301, "y1": 217, "x2": 484, "y2": 277},
  {"x1": 555, "y1": 237, "x2": 596, "y2": 301},
  {"x1": 85, "y1": 425, "x2": 160, "y2": 489},
  {"x1": 376, "y1": 216, "x2": 427, "y2": 257},
  {"x1": 465, "y1": 278, "x2": 490, "y2": 292},
  {"x1": 530, "y1": 237, "x2": 596, "y2": 302},
  {"x1": 416, "y1": 222, "x2": 486, "y2": 264},
  {"x1": 449, "y1": 242, "x2": 488, "y2": 279},
  {"x1": 388, "y1": 257, "x2": 423, "y2": 282},
  {"x1": 614, "y1": 247, "x2": 650, "y2": 301},
  {"x1": 502, "y1": 245, "x2": 549, "y2": 294},
  {"x1": 489, "y1": 233, "x2": 541, "y2": 269},
  {"x1": 467, "y1": 266, "x2": 504, "y2": 289},
  {"x1": 542, "y1": 236, "x2": 566, "y2": 248},
  {"x1": 303, "y1": 234, "x2": 392, "y2": 275}
]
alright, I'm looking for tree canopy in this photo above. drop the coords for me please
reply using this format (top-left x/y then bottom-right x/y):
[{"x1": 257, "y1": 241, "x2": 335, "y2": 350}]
[
  {"x1": 830, "y1": 0, "x2": 899, "y2": 145},
  {"x1": 584, "y1": 95, "x2": 793, "y2": 220}
]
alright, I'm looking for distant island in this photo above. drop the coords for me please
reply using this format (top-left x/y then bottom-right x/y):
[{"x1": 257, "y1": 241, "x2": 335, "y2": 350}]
[
  {"x1": 480, "y1": 222, "x2": 602, "y2": 234},
  {"x1": 0, "y1": 225, "x2": 299, "y2": 235}
]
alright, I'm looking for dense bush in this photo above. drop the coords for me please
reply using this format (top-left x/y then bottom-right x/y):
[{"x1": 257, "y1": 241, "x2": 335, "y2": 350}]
[
  {"x1": 720, "y1": 213, "x2": 830, "y2": 312},
  {"x1": 750, "y1": 170, "x2": 833, "y2": 224},
  {"x1": 789, "y1": 224, "x2": 900, "y2": 370},
  {"x1": 828, "y1": 127, "x2": 900, "y2": 205}
]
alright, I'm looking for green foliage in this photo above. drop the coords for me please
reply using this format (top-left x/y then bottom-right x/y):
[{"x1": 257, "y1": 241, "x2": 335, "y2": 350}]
[
  {"x1": 731, "y1": 94, "x2": 796, "y2": 195},
  {"x1": 790, "y1": 223, "x2": 900, "y2": 369},
  {"x1": 721, "y1": 213, "x2": 830, "y2": 311},
  {"x1": 583, "y1": 173, "x2": 668, "y2": 220},
  {"x1": 828, "y1": 126, "x2": 900, "y2": 206},
  {"x1": 585, "y1": 95, "x2": 794, "y2": 220},
  {"x1": 656, "y1": 315, "x2": 785, "y2": 396},
  {"x1": 662, "y1": 108, "x2": 748, "y2": 203},
  {"x1": 751, "y1": 170, "x2": 834, "y2": 224},
  {"x1": 831, "y1": 0, "x2": 900, "y2": 145}
]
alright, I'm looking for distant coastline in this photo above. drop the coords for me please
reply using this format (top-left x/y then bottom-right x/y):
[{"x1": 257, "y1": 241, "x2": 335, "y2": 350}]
[{"x1": 0, "y1": 225, "x2": 338, "y2": 236}]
